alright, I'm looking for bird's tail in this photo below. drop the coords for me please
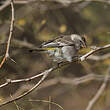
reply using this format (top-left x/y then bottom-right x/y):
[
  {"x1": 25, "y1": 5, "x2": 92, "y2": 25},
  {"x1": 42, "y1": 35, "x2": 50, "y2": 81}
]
[{"x1": 29, "y1": 47, "x2": 56, "y2": 53}]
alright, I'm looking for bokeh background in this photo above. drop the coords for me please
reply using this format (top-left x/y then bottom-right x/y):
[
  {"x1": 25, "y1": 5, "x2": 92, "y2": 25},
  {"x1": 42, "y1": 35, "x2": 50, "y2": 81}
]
[{"x1": 0, "y1": 0, "x2": 110, "y2": 110}]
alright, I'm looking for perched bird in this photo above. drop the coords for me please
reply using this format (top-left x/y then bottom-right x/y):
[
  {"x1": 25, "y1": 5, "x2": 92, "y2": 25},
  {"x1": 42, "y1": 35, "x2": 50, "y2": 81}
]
[{"x1": 30, "y1": 34, "x2": 87, "y2": 62}]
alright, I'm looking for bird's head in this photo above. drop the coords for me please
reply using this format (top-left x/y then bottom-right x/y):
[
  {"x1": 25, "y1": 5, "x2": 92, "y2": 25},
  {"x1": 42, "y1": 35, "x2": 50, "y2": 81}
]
[{"x1": 71, "y1": 34, "x2": 87, "y2": 50}]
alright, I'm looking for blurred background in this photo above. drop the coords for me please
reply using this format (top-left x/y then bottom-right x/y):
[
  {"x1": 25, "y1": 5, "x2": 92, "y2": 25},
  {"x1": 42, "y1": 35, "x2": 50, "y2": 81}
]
[{"x1": 0, "y1": 0, "x2": 110, "y2": 110}]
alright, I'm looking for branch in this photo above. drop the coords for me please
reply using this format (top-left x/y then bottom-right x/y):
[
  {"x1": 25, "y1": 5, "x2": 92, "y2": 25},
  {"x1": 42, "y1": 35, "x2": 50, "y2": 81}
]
[
  {"x1": 38, "y1": 74, "x2": 110, "y2": 90},
  {"x1": 0, "y1": 68, "x2": 54, "y2": 107},
  {"x1": 0, "y1": 0, "x2": 37, "y2": 12},
  {"x1": 85, "y1": 67, "x2": 110, "y2": 110},
  {"x1": 0, "y1": 0, "x2": 11, "y2": 11},
  {"x1": 0, "y1": 0, "x2": 14, "y2": 68},
  {"x1": 0, "y1": 69, "x2": 50, "y2": 88},
  {"x1": 0, "y1": 0, "x2": 110, "y2": 12},
  {"x1": 45, "y1": 0, "x2": 110, "y2": 5},
  {"x1": 0, "y1": 72, "x2": 110, "y2": 89},
  {"x1": 80, "y1": 44, "x2": 110, "y2": 61},
  {"x1": 87, "y1": 53, "x2": 110, "y2": 61}
]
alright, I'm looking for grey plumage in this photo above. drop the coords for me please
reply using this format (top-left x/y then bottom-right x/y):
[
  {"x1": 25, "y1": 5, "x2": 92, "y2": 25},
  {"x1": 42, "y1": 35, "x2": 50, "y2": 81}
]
[{"x1": 42, "y1": 34, "x2": 87, "y2": 62}]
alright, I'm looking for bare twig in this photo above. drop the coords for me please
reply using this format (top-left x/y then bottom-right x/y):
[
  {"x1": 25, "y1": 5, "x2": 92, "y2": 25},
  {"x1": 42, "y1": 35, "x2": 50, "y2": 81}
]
[
  {"x1": 0, "y1": 0, "x2": 110, "y2": 12},
  {"x1": 0, "y1": 72, "x2": 110, "y2": 89},
  {"x1": 0, "y1": 68, "x2": 54, "y2": 107},
  {"x1": 0, "y1": 69, "x2": 49, "y2": 88},
  {"x1": 14, "y1": 0, "x2": 110, "y2": 5},
  {"x1": 85, "y1": 67, "x2": 110, "y2": 110},
  {"x1": 0, "y1": 0, "x2": 11, "y2": 11},
  {"x1": 87, "y1": 53, "x2": 110, "y2": 61},
  {"x1": 0, "y1": 0, "x2": 14, "y2": 68},
  {"x1": 44, "y1": 0, "x2": 110, "y2": 5},
  {"x1": 38, "y1": 74, "x2": 110, "y2": 89},
  {"x1": 29, "y1": 99, "x2": 64, "y2": 110},
  {"x1": 0, "y1": 0, "x2": 39, "y2": 12},
  {"x1": 80, "y1": 44, "x2": 110, "y2": 61}
]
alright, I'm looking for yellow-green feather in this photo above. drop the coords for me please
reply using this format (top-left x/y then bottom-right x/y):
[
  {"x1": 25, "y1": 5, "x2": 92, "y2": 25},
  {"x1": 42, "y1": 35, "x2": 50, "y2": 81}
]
[{"x1": 42, "y1": 48, "x2": 56, "y2": 51}]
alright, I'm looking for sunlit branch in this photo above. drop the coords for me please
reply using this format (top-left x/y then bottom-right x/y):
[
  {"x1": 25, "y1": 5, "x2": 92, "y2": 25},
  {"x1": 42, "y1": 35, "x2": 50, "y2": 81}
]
[
  {"x1": 0, "y1": 0, "x2": 14, "y2": 68},
  {"x1": 0, "y1": 68, "x2": 54, "y2": 107}
]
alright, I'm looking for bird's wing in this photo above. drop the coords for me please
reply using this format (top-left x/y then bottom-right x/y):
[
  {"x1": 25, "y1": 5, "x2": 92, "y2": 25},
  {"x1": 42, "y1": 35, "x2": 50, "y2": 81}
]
[
  {"x1": 42, "y1": 35, "x2": 75, "y2": 48},
  {"x1": 41, "y1": 35, "x2": 65, "y2": 48},
  {"x1": 56, "y1": 35, "x2": 75, "y2": 46},
  {"x1": 42, "y1": 42, "x2": 59, "y2": 48}
]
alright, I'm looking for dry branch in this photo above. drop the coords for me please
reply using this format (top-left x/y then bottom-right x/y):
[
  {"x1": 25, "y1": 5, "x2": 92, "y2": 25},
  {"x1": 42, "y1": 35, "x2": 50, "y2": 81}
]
[
  {"x1": 80, "y1": 44, "x2": 110, "y2": 61},
  {"x1": 0, "y1": 0, "x2": 14, "y2": 68},
  {"x1": 0, "y1": 70, "x2": 48, "y2": 88},
  {"x1": 85, "y1": 67, "x2": 110, "y2": 110},
  {"x1": 0, "y1": 68, "x2": 54, "y2": 107},
  {"x1": 0, "y1": 0, "x2": 110, "y2": 12},
  {"x1": 0, "y1": 0, "x2": 11, "y2": 11},
  {"x1": 87, "y1": 53, "x2": 110, "y2": 61},
  {"x1": 38, "y1": 74, "x2": 110, "y2": 88},
  {"x1": 0, "y1": 72, "x2": 110, "y2": 89}
]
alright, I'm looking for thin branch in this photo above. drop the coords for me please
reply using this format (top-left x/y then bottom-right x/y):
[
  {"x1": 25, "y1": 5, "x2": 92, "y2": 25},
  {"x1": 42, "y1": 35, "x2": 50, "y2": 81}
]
[
  {"x1": 85, "y1": 67, "x2": 110, "y2": 110},
  {"x1": 80, "y1": 44, "x2": 110, "y2": 61},
  {"x1": 0, "y1": 69, "x2": 49, "y2": 88},
  {"x1": 0, "y1": 68, "x2": 54, "y2": 107},
  {"x1": 0, "y1": 0, "x2": 110, "y2": 12},
  {"x1": 38, "y1": 74, "x2": 110, "y2": 89},
  {"x1": 0, "y1": 72, "x2": 110, "y2": 89},
  {"x1": 0, "y1": 0, "x2": 14, "y2": 68},
  {"x1": 87, "y1": 53, "x2": 110, "y2": 61},
  {"x1": 29, "y1": 99, "x2": 64, "y2": 110},
  {"x1": 0, "y1": 0, "x2": 11, "y2": 11},
  {"x1": 43, "y1": 0, "x2": 110, "y2": 5},
  {"x1": 14, "y1": 0, "x2": 110, "y2": 5}
]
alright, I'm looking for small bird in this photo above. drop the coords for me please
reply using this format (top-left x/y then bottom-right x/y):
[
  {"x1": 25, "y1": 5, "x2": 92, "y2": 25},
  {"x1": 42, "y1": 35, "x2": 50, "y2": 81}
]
[{"x1": 30, "y1": 34, "x2": 87, "y2": 63}]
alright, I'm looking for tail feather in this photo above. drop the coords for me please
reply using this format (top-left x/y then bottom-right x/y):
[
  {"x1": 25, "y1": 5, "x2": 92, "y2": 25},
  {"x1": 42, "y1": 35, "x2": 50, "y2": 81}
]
[
  {"x1": 29, "y1": 48, "x2": 56, "y2": 53},
  {"x1": 29, "y1": 48, "x2": 46, "y2": 52}
]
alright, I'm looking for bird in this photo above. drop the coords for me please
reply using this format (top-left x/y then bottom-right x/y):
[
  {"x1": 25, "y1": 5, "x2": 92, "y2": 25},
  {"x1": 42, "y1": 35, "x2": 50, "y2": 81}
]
[{"x1": 30, "y1": 34, "x2": 87, "y2": 63}]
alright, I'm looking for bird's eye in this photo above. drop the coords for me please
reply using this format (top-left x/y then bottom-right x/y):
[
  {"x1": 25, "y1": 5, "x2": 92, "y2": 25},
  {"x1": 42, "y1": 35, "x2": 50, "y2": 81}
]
[
  {"x1": 82, "y1": 37, "x2": 86, "y2": 43},
  {"x1": 80, "y1": 39, "x2": 87, "y2": 48}
]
